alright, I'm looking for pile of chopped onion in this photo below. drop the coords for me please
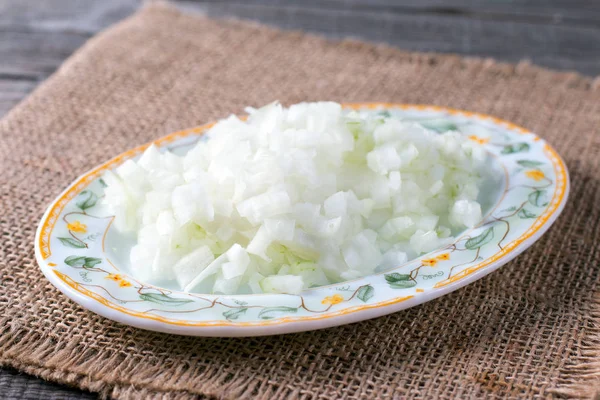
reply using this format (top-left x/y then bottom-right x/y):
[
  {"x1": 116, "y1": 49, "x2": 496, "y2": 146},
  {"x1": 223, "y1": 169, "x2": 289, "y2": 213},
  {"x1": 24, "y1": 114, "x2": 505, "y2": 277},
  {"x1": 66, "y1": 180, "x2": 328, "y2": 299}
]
[{"x1": 103, "y1": 102, "x2": 487, "y2": 294}]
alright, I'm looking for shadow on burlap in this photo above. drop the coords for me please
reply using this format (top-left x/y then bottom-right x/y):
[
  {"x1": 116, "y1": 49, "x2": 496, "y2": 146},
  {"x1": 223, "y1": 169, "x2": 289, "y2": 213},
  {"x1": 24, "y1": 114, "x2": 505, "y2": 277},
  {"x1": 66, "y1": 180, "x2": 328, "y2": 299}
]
[{"x1": 1, "y1": 3, "x2": 600, "y2": 399}]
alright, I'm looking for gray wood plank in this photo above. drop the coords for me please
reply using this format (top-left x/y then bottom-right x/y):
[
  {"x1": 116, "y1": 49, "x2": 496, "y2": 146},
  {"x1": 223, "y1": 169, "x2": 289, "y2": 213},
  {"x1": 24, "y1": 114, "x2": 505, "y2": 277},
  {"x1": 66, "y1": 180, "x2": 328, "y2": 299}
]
[
  {"x1": 0, "y1": 26, "x2": 93, "y2": 116},
  {"x1": 5, "y1": 0, "x2": 594, "y2": 26},
  {"x1": 183, "y1": 0, "x2": 600, "y2": 24},
  {"x1": 0, "y1": 0, "x2": 140, "y2": 33},
  {"x1": 0, "y1": 367, "x2": 96, "y2": 399},
  {"x1": 0, "y1": 28, "x2": 91, "y2": 76},
  {"x1": 354, "y1": 0, "x2": 600, "y2": 19},
  {"x1": 176, "y1": 0, "x2": 600, "y2": 76}
]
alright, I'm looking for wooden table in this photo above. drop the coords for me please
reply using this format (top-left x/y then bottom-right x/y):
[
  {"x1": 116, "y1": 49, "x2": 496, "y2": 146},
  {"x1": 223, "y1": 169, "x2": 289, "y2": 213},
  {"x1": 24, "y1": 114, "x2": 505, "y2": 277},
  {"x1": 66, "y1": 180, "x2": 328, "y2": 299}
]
[{"x1": 1, "y1": 0, "x2": 598, "y2": 398}]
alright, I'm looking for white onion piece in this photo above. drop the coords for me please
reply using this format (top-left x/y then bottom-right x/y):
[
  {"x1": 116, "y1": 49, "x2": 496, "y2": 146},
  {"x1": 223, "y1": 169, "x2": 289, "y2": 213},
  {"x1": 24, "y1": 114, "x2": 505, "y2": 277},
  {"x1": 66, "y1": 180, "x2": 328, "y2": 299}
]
[{"x1": 172, "y1": 245, "x2": 214, "y2": 288}]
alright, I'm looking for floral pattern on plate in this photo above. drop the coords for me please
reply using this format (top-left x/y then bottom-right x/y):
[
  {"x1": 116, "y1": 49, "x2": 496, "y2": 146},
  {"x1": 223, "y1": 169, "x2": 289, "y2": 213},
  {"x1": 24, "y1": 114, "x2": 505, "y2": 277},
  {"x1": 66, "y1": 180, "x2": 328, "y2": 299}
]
[{"x1": 35, "y1": 104, "x2": 569, "y2": 336}]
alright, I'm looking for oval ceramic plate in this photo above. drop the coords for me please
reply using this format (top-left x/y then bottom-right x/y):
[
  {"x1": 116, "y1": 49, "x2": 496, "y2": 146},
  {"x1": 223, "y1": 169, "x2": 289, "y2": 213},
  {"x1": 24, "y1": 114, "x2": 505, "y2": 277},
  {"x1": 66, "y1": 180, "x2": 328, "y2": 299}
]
[{"x1": 35, "y1": 104, "x2": 569, "y2": 337}]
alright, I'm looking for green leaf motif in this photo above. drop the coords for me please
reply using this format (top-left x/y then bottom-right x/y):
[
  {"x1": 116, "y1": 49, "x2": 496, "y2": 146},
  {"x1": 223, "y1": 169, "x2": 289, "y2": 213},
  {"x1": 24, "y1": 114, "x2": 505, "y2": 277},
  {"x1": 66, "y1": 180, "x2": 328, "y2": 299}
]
[
  {"x1": 84, "y1": 257, "x2": 102, "y2": 268},
  {"x1": 59, "y1": 237, "x2": 86, "y2": 248},
  {"x1": 357, "y1": 285, "x2": 374, "y2": 302},
  {"x1": 76, "y1": 190, "x2": 99, "y2": 211},
  {"x1": 420, "y1": 120, "x2": 458, "y2": 133},
  {"x1": 384, "y1": 273, "x2": 411, "y2": 283},
  {"x1": 517, "y1": 160, "x2": 544, "y2": 168},
  {"x1": 518, "y1": 209, "x2": 537, "y2": 219},
  {"x1": 98, "y1": 178, "x2": 108, "y2": 188},
  {"x1": 223, "y1": 308, "x2": 248, "y2": 321},
  {"x1": 233, "y1": 299, "x2": 248, "y2": 306},
  {"x1": 528, "y1": 190, "x2": 549, "y2": 207},
  {"x1": 378, "y1": 110, "x2": 391, "y2": 118},
  {"x1": 139, "y1": 293, "x2": 194, "y2": 306},
  {"x1": 258, "y1": 306, "x2": 298, "y2": 320},
  {"x1": 465, "y1": 227, "x2": 494, "y2": 250},
  {"x1": 64, "y1": 255, "x2": 86, "y2": 267},
  {"x1": 501, "y1": 206, "x2": 517, "y2": 212},
  {"x1": 389, "y1": 281, "x2": 417, "y2": 289},
  {"x1": 65, "y1": 256, "x2": 103, "y2": 268},
  {"x1": 501, "y1": 143, "x2": 530, "y2": 154}
]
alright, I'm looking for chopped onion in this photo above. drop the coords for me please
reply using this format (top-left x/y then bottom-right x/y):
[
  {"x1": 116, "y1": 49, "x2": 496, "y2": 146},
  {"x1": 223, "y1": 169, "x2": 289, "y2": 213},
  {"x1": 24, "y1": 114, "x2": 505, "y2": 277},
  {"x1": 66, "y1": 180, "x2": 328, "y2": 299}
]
[{"x1": 104, "y1": 102, "x2": 488, "y2": 295}]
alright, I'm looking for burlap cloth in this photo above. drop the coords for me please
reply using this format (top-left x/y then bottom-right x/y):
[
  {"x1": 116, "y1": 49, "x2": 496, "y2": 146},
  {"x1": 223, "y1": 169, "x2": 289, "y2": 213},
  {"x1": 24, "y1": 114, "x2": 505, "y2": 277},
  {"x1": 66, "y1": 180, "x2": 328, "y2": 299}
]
[{"x1": 1, "y1": 3, "x2": 600, "y2": 399}]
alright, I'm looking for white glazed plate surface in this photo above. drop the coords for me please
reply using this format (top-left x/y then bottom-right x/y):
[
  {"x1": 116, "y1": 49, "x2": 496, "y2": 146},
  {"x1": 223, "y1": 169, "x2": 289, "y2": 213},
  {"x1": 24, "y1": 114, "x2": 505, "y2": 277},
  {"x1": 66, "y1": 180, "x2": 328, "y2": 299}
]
[{"x1": 35, "y1": 104, "x2": 569, "y2": 337}]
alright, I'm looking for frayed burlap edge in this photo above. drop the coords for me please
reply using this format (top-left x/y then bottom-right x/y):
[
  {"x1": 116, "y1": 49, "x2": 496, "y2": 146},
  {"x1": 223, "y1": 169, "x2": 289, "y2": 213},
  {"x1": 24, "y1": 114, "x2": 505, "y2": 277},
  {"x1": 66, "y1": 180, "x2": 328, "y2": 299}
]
[{"x1": 549, "y1": 291, "x2": 600, "y2": 399}]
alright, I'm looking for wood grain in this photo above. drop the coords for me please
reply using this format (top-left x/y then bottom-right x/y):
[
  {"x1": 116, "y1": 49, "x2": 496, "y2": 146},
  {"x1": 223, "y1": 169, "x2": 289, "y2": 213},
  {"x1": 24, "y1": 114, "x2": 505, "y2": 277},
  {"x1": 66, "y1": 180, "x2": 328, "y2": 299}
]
[{"x1": 184, "y1": 0, "x2": 600, "y2": 23}]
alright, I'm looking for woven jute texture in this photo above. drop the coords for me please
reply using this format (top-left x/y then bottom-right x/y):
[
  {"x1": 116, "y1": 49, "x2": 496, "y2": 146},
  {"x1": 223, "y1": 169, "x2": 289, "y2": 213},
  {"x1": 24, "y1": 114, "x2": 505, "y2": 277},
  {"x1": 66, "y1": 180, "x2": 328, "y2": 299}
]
[{"x1": 1, "y1": 3, "x2": 600, "y2": 399}]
